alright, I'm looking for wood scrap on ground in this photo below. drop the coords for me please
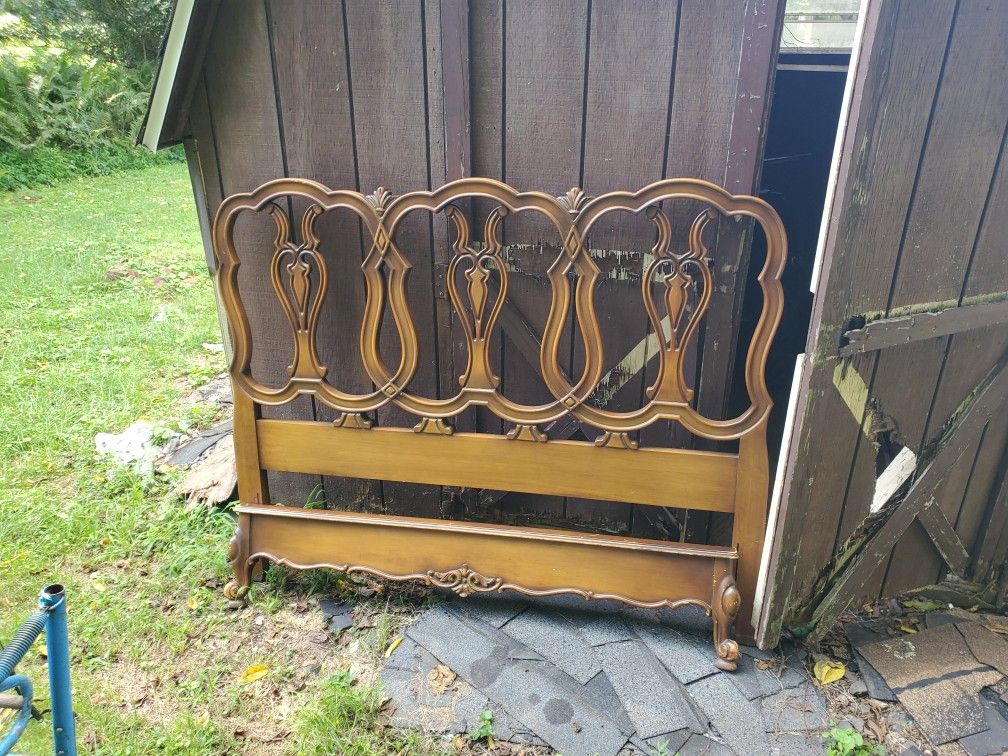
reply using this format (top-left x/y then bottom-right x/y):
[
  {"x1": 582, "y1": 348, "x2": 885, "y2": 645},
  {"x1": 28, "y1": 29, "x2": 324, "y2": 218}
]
[{"x1": 174, "y1": 433, "x2": 237, "y2": 508}]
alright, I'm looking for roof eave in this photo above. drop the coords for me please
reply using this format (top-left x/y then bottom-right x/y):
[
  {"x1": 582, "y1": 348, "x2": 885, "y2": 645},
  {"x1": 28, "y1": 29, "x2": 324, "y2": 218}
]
[{"x1": 139, "y1": 0, "x2": 196, "y2": 152}]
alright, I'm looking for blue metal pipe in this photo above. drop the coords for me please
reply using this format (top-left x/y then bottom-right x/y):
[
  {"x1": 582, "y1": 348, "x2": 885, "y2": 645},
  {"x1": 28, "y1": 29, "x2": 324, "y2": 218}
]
[
  {"x1": 0, "y1": 675, "x2": 33, "y2": 756},
  {"x1": 39, "y1": 585, "x2": 75, "y2": 756}
]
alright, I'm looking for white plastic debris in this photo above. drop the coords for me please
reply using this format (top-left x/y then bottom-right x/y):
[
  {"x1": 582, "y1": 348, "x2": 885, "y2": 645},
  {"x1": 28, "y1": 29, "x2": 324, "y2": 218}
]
[{"x1": 94, "y1": 420, "x2": 161, "y2": 476}]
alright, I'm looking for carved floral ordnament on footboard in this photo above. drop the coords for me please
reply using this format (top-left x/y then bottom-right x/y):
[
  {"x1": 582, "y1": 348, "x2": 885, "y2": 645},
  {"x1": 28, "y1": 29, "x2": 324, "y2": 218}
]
[{"x1": 212, "y1": 177, "x2": 786, "y2": 443}]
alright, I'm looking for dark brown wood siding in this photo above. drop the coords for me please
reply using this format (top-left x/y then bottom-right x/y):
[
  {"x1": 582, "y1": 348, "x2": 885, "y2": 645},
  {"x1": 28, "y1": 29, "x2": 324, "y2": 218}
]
[
  {"x1": 761, "y1": 0, "x2": 1008, "y2": 646},
  {"x1": 185, "y1": 0, "x2": 784, "y2": 528}
]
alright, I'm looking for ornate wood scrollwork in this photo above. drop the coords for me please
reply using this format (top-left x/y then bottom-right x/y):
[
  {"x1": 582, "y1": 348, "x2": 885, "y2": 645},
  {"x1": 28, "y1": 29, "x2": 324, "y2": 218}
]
[
  {"x1": 267, "y1": 203, "x2": 327, "y2": 382},
  {"x1": 642, "y1": 208, "x2": 713, "y2": 404},
  {"x1": 212, "y1": 177, "x2": 786, "y2": 442},
  {"x1": 444, "y1": 205, "x2": 508, "y2": 390},
  {"x1": 243, "y1": 550, "x2": 717, "y2": 612}
]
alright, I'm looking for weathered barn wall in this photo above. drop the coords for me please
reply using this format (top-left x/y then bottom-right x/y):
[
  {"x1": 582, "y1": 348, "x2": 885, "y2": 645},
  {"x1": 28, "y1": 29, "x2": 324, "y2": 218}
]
[
  {"x1": 179, "y1": 0, "x2": 785, "y2": 530},
  {"x1": 761, "y1": 0, "x2": 1008, "y2": 646}
]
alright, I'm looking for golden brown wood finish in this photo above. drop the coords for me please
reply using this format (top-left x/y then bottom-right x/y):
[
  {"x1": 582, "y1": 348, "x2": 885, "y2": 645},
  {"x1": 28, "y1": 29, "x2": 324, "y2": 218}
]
[
  {"x1": 213, "y1": 176, "x2": 786, "y2": 666},
  {"x1": 228, "y1": 503, "x2": 742, "y2": 669},
  {"x1": 256, "y1": 420, "x2": 738, "y2": 512}
]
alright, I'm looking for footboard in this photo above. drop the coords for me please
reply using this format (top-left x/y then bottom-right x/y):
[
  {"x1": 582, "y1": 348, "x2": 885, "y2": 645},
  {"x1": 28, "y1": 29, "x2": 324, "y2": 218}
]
[{"x1": 212, "y1": 177, "x2": 786, "y2": 668}]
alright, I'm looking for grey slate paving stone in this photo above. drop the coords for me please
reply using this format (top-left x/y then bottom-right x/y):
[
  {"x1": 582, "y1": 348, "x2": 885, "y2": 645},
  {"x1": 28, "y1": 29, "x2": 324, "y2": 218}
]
[
  {"x1": 957, "y1": 621, "x2": 1008, "y2": 675},
  {"x1": 741, "y1": 644, "x2": 774, "y2": 660},
  {"x1": 688, "y1": 672, "x2": 769, "y2": 755},
  {"x1": 488, "y1": 707, "x2": 546, "y2": 747},
  {"x1": 450, "y1": 596, "x2": 527, "y2": 629},
  {"x1": 634, "y1": 621, "x2": 716, "y2": 684},
  {"x1": 583, "y1": 670, "x2": 636, "y2": 732},
  {"x1": 760, "y1": 684, "x2": 829, "y2": 734},
  {"x1": 858, "y1": 624, "x2": 993, "y2": 744},
  {"x1": 384, "y1": 636, "x2": 425, "y2": 672},
  {"x1": 382, "y1": 650, "x2": 482, "y2": 734},
  {"x1": 407, "y1": 603, "x2": 630, "y2": 756},
  {"x1": 166, "y1": 421, "x2": 232, "y2": 466},
  {"x1": 318, "y1": 598, "x2": 351, "y2": 618},
  {"x1": 844, "y1": 623, "x2": 897, "y2": 702},
  {"x1": 575, "y1": 611, "x2": 638, "y2": 646},
  {"x1": 501, "y1": 607, "x2": 602, "y2": 684},
  {"x1": 959, "y1": 692, "x2": 1008, "y2": 756},
  {"x1": 644, "y1": 728, "x2": 693, "y2": 755},
  {"x1": 767, "y1": 731, "x2": 826, "y2": 754},
  {"x1": 729, "y1": 651, "x2": 806, "y2": 701},
  {"x1": 383, "y1": 627, "x2": 545, "y2": 745},
  {"x1": 328, "y1": 614, "x2": 353, "y2": 633},
  {"x1": 677, "y1": 733, "x2": 735, "y2": 755},
  {"x1": 924, "y1": 611, "x2": 966, "y2": 629},
  {"x1": 595, "y1": 639, "x2": 705, "y2": 739},
  {"x1": 852, "y1": 649, "x2": 897, "y2": 702}
]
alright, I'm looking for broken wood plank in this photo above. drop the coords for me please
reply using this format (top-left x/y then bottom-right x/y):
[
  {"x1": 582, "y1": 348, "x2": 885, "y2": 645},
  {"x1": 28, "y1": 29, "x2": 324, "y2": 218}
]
[
  {"x1": 916, "y1": 501, "x2": 970, "y2": 576},
  {"x1": 839, "y1": 296, "x2": 1008, "y2": 356},
  {"x1": 974, "y1": 455, "x2": 1008, "y2": 580},
  {"x1": 804, "y1": 352, "x2": 1008, "y2": 642}
]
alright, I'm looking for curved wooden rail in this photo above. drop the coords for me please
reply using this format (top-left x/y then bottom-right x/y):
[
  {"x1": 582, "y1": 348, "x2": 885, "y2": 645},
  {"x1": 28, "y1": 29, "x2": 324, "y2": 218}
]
[{"x1": 212, "y1": 176, "x2": 786, "y2": 441}]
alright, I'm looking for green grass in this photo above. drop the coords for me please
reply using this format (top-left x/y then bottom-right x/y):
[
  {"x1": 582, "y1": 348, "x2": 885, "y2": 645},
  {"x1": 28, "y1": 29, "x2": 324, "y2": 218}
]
[{"x1": 0, "y1": 163, "x2": 441, "y2": 755}]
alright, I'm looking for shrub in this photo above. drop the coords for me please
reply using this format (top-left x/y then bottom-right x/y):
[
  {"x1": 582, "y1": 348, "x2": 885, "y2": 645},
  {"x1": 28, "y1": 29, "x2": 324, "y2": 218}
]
[
  {"x1": 0, "y1": 47, "x2": 150, "y2": 150},
  {"x1": 0, "y1": 143, "x2": 182, "y2": 191},
  {"x1": 0, "y1": 43, "x2": 179, "y2": 190}
]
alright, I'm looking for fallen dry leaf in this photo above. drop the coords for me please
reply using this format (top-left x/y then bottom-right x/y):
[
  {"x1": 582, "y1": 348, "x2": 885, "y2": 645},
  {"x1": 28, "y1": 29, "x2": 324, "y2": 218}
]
[
  {"x1": 813, "y1": 659, "x2": 845, "y2": 685},
  {"x1": 384, "y1": 636, "x2": 404, "y2": 658},
  {"x1": 239, "y1": 664, "x2": 269, "y2": 684},
  {"x1": 902, "y1": 598, "x2": 941, "y2": 612}
]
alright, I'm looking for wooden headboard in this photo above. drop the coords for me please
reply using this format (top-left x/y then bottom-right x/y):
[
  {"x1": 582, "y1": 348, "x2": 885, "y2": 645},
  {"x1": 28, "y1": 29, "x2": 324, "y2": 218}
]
[{"x1": 213, "y1": 177, "x2": 786, "y2": 667}]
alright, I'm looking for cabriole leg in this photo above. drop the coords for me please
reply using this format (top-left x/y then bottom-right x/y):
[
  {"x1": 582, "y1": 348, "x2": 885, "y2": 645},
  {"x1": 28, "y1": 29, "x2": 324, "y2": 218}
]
[
  {"x1": 223, "y1": 512, "x2": 252, "y2": 600},
  {"x1": 712, "y1": 568, "x2": 741, "y2": 671}
]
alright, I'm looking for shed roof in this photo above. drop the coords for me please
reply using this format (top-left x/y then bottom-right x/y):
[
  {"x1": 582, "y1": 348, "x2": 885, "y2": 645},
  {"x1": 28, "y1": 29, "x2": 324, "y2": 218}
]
[{"x1": 138, "y1": 0, "x2": 218, "y2": 152}]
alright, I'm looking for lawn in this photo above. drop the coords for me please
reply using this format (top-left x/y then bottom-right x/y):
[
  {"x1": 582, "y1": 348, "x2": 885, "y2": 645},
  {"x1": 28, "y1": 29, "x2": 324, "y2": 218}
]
[{"x1": 0, "y1": 164, "x2": 444, "y2": 755}]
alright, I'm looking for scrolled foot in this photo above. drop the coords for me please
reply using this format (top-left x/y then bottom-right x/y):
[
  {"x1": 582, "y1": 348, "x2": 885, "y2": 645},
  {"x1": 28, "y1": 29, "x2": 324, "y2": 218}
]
[
  {"x1": 714, "y1": 639, "x2": 740, "y2": 671},
  {"x1": 222, "y1": 580, "x2": 248, "y2": 601},
  {"x1": 225, "y1": 514, "x2": 252, "y2": 601},
  {"x1": 711, "y1": 567, "x2": 741, "y2": 672}
]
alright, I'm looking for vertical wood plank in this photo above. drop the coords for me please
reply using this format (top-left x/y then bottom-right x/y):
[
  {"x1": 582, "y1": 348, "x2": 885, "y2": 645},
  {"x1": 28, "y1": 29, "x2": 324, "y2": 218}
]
[
  {"x1": 267, "y1": 0, "x2": 383, "y2": 511},
  {"x1": 567, "y1": 0, "x2": 679, "y2": 531},
  {"x1": 858, "y1": 0, "x2": 1008, "y2": 597},
  {"x1": 904, "y1": 120, "x2": 1008, "y2": 586},
  {"x1": 344, "y1": 0, "x2": 445, "y2": 517},
  {"x1": 203, "y1": 0, "x2": 322, "y2": 506},
  {"x1": 494, "y1": 0, "x2": 588, "y2": 524}
]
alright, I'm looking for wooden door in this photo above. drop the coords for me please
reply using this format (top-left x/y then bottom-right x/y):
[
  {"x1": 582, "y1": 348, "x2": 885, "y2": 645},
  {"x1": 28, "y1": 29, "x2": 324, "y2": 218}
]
[{"x1": 758, "y1": 0, "x2": 1008, "y2": 648}]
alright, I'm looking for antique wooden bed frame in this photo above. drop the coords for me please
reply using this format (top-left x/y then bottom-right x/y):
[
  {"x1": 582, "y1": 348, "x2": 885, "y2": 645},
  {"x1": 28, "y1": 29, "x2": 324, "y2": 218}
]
[{"x1": 213, "y1": 177, "x2": 786, "y2": 670}]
